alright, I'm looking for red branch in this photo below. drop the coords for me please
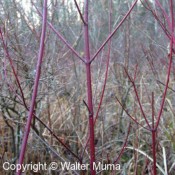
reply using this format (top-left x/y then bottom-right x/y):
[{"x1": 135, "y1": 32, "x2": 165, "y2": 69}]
[
  {"x1": 17, "y1": 1, "x2": 47, "y2": 174},
  {"x1": 81, "y1": 0, "x2": 113, "y2": 160},
  {"x1": 84, "y1": 0, "x2": 96, "y2": 174},
  {"x1": 155, "y1": 0, "x2": 174, "y2": 129},
  {"x1": 124, "y1": 68, "x2": 151, "y2": 129}
]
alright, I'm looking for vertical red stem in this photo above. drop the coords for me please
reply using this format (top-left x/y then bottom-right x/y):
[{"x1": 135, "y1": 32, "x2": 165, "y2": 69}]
[
  {"x1": 151, "y1": 92, "x2": 157, "y2": 175},
  {"x1": 152, "y1": 130, "x2": 157, "y2": 175},
  {"x1": 152, "y1": 92, "x2": 155, "y2": 130},
  {"x1": 155, "y1": 0, "x2": 174, "y2": 129},
  {"x1": 84, "y1": 0, "x2": 96, "y2": 174},
  {"x1": 151, "y1": 1, "x2": 174, "y2": 174},
  {"x1": 16, "y1": 0, "x2": 47, "y2": 174},
  {"x1": 94, "y1": 0, "x2": 112, "y2": 124}
]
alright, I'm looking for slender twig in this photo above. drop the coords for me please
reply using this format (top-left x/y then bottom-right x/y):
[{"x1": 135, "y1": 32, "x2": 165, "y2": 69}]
[
  {"x1": 94, "y1": 0, "x2": 112, "y2": 124},
  {"x1": 157, "y1": 80, "x2": 175, "y2": 93},
  {"x1": 83, "y1": 100, "x2": 92, "y2": 115},
  {"x1": 113, "y1": 123, "x2": 131, "y2": 164},
  {"x1": 32, "y1": 113, "x2": 81, "y2": 161},
  {"x1": 32, "y1": 129, "x2": 79, "y2": 175},
  {"x1": 115, "y1": 96, "x2": 150, "y2": 131},
  {"x1": 142, "y1": 0, "x2": 175, "y2": 50},
  {"x1": 73, "y1": 0, "x2": 87, "y2": 25},
  {"x1": 155, "y1": 0, "x2": 171, "y2": 30},
  {"x1": 144, "y1": 0, "x2": 171, "y2": 31},
  {"x1": 111, "y1": 123, "x2": 131, "y2": 175},
  {"x1": 0, "y1": 29, "x2": 28, "y2": 108},
  {"x1": 124, "y1": 68, "x2": 151, "y2": 129}
]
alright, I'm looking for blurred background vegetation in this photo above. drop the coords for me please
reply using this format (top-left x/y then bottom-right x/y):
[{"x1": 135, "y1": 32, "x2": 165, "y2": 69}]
[{"x1": 0, "y1": 0, "x2": 174, "y2": 174}]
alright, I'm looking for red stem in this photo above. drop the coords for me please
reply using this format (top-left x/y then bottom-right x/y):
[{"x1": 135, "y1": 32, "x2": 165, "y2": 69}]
[
  {"x1": 81, "y1": 0, "x2": 138, "y2": 160},
  {"x1": 151, "y1": 92, "x2": 157, "y2": 175},
  {"x1": 152, "y1": 130, "x2": 157, "y2": 175},
  {"x1": 155, "y1": 0, "x2": 174, "y2": 129},
  {"x1": 152, "y1": 92, "x2": 155, "y2": 129},
  {"x1": 17, "y1": 1, "x2": 47, "y2": 174},
  {"x1": 81, "y1": 0, "x2": 113, "y2": 159},
  {"x1": 124, "y1": 68, "x2": 151, "y2": 129},
  {"x1": 94, "y1": 0, "x2": 112, "y2": 124},
  {"x1": 84, "y1": 1, "x2": 96, "y2": 174}
]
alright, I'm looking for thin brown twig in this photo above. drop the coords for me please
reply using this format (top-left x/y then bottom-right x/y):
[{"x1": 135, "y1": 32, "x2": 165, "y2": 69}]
[{"x1": 73, "y1": 0, "x2": 87, "y2": 25}]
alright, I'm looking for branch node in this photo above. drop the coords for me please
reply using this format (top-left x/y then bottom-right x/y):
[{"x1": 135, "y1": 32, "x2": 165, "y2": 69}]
[{"x1": 83, "y1": 100, "x2": 93, "y2": 116}]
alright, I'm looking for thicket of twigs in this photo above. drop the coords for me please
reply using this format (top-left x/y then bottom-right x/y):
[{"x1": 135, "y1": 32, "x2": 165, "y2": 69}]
[{"x1": 0, "y1": 0, "x2": 175, "y2": 174}]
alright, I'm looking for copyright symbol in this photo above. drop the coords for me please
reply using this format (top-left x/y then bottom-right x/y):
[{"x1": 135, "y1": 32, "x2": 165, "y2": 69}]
[{"x1": 49, "y1": 162, "x2": 58, "y2": 170}]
